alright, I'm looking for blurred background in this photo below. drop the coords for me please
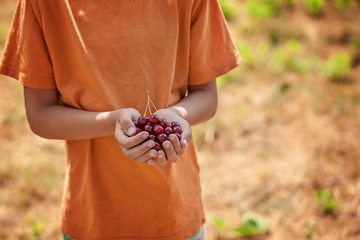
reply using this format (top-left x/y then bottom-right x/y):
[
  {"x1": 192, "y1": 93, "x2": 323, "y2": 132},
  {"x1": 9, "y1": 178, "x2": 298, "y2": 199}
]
[{"x1": 0, "y1": 0, "x2": 360, "y2": 239}]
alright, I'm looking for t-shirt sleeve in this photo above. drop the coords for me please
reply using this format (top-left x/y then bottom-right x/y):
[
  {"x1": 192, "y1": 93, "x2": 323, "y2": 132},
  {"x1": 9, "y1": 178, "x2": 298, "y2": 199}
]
[
  {"x1": 0, "y1": 0, "x2": 55, "y2": 89},
  {"x1": 188, "y1": 0, "x2": 242, "y2": 85}
]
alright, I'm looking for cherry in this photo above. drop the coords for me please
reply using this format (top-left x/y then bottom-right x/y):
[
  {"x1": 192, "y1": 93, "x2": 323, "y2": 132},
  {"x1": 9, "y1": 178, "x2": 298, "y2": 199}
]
[
  {"x1": 149, "y1": 114, "x2": 160, "y2": 125},
  {"x1": 144, "y1": 124, "x2": 153, "y2": 133},
  {"x1": 159, "y1": 118, "x2": 168, "y2": 128},
  {"x1": 138, "y1": 116, "x2": 148, "y2": 126},
  {"x1": 133, "y1": 120, "x2": 139, "y2": 127},
  {"x1": 164, "y1": 126, "x2": 173, "y2": 135},
  {"x1": 135, "y1": 127, "x2": 142, "y2": 135},
  {"x1": 149, "y1": 134, "x2": 156, "y2": 141},
  {"x1": 153, "y1": 142, "x2": 162, "y2": 151},
  {"x1": 171, "y1": 121, "x2": 180, "y2": 127},
  {"x1": 172, "y1": 126, "x2": 182, "y2": 134},
  {"x1": 153, "y1": 125, "x2": 164, "y2": 135},
  {"x1": 157, "y1": 133, "x2": 168, "y2": 143}
]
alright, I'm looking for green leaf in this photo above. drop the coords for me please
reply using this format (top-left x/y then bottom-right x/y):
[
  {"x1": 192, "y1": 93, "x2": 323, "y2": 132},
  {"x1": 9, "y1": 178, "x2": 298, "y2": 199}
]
[
  {"x1": 315, "y1": 189, "x2": 337, "y2": 215},
  {"x1": 315, "y1": 189, "x2": 330, "y2": 200},
  {"x1": 219, "y1": 0, "x2": 237, "y2": 20},
  {"x1": 237, "y1": 42, "x2": 253, "y2": 66},
  {"x1": 212, "y1": 217, "x2": 226, "y2": 229},
  {"x1": 324, "y1": 53, "x2": 352, "y2": 80},
  {"x1": 304, "y1": 0, "x2": 324, "y2": 15},
  {"x1": 351, "y1": 36, "x2": 360, "y2": 50},
  {"x1": 279, "y1": 83, "x2": 291, "y2": 94},
  {"x1": 246, "y1": 0, "x2": 274, "y2": 19},
  {"x1": 233, "y1": 211, "x2": 268, "y2": 236}
]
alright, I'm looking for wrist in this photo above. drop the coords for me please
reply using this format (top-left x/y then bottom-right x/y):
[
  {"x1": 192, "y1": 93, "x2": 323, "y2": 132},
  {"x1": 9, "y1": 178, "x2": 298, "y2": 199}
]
[
  {"x1": 96, "y1": 110, "x2": 119, "y2": 135},
  {"x1": 159, "y1": 106, "x2": 187, "y2": 120}
]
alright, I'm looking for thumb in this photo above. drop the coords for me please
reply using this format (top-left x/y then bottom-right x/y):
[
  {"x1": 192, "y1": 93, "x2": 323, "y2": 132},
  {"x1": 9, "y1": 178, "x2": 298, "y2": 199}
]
[
  {"x1": 180, "y1": 122, "x2": 192, "y2": 148},
  {"x1": 119, "y1": 109, "x2": 140, "y2": 136}
]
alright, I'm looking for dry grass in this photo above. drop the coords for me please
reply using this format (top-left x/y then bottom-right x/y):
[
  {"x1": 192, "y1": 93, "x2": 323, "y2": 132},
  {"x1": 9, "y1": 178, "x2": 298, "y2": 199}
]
[{"x1": 1, "y1": 0, "x2": 360, "y2": 239}]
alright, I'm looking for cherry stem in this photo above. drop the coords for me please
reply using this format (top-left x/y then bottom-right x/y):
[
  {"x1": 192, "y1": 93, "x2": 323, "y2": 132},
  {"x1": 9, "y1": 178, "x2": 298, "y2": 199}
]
[
  {"x1": 147, "y1": 91, "x2": 158, "y2": 114},
  {"x1": 146, "y1": 90, "x2": 158, "y2": 116}
]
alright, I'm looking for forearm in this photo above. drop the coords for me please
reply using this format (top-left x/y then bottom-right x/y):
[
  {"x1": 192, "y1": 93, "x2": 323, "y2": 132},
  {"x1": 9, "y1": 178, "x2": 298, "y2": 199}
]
[
  {"x1": 27, "y1": 104, "x2": 117, "y2": 140},
  {"x1": 24, "y1": 87, "x2": 118, "y2": 140}
]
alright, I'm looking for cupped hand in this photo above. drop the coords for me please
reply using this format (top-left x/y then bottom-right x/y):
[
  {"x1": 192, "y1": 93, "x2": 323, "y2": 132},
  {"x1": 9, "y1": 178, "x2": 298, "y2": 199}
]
[
  {"x1": 153, "y1": 108, "x2": 191, "y2": 166},
  {"x1": 114, "y1": 108, "x2": 158, "y2": 165}
]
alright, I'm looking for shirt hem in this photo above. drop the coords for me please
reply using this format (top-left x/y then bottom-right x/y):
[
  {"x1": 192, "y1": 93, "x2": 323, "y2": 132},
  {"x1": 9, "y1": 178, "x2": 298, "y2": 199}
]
[
  {"x1": 0, "y1": 64, "x2": 56, "y2": 89},
  {"x1": 189, "y1": 54, "x2": 242, "y2": 86},
  {"x1": 61, "y1": 218, "x2": 206, "y2": 240}
]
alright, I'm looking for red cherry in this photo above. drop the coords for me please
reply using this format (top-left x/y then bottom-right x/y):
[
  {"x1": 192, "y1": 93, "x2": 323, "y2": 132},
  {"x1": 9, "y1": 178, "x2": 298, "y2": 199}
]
[
  {"x1": 171, "y1": 121, "x2": 180, "y2": 127},
  {"x1": 159, "y1": 118, "x2": 168, "y2": 128},
  {"x1": 149, "y1": 114, "x2": 160, "y2": 125},
  {"x1": 144, "y1": 124, "x2": 153, "y2": 133},
  {"x1": 133, "y1": 120, "x2": 139, "y2": 127},
  {"x1": 153, "y1": 142, "x2": 162, "y2": 151},
  {"x1": 138, "y1": 116, "x2": 148, "y2": 126},
  {"x1": 164, "y1": 126, "x2": 173, "y2": 135},
  {"x1": 157, "y1": 133, "x2": 168, "y2": 143},
  {"x1": 135, "y1": 127, "x2": 142, "y2": 135},
  {"x1": 173, "y1": 126, "x2": 182, "y2": 134},
  {"x1": 153, "y1": 125, "x2": 164, "y2": 135},
  {"x1": 149, "y1": 134, "x2": 156, "y2": 141}
]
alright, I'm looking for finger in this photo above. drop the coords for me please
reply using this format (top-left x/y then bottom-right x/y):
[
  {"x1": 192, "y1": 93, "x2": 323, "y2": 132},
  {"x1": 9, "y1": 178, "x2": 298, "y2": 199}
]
[
  {"x1": 132, "y1": 148, "x2": 158, "y2": 163},
  {"x1": 144, "y1": 159, "x2": 156, "y2": 165},
  {"x1": 168, "y1": 134, "x2": 185, "y2": 155},
  {"x1": 180, "y1": 123, "x2": 192, "y2": 144},
  {"x1": 162, "y1": 140, "x2": 178, "y2": 163},
  {"x1": 115, "y1": 123, "x2": 149, "y2": 149},
  {"x1": 155, "y1": 150, "x2": 167, "y2": 166},
  {"x1": 119, "y1": 109, "x2": 141, "y2": 136}
]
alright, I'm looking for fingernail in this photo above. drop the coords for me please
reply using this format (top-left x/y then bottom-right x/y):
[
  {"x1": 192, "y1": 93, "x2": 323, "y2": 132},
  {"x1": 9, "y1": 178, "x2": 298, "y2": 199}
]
[
  {"x1": 182, "y1": 139, "x2": 188, "y2": 147},
  {"x1": 164, "y1": 142, "x2": 171, "y2": 149},
  {"x1": 148, "y1": 141, "x2": 154, "y2": 148},
  {"x1": 148, "y1": 159, "x2": 155, "y2": 165},
  {"x1": 150, "y1": 151, "x2": 156, "y2": 157},
  {"x1": 128, "y1": 127, "x2": 135, "y2": 135}
]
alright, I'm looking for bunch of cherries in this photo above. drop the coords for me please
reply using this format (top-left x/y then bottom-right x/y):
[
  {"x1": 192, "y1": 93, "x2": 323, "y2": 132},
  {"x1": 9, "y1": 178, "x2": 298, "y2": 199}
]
[{"x1": 133, "y1": 91, "x2": 182, "y2": 151}]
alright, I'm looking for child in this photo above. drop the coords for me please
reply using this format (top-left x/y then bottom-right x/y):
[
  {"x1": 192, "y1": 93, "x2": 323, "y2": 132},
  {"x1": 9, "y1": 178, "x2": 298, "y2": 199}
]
[{"x1": 0, "y1": 0, "x2": 241, "y2": 239}]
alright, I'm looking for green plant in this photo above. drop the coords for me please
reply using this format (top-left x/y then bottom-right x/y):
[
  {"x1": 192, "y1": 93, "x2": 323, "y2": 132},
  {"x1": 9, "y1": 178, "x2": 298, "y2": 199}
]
[
  {"x1": 25, "y1": 214, "x2": 44, "y2": 240},
  {"x1": 219, "y1": 0, "x2": 237, "y2": 20},
  {"x1": 246, "y1": 0, "x2": 274, "y2": 19},
  {"x1": 237, "y1": 42, "x2": 254, "y2": 67},
  {"x1": 334, "y1": 0, "x2": 357, "y2": 9},
  {"x1": 212, "y1": 217, "x2": 226, "y2": 230},
  {"x1": 304, "y1": 0, "x2": 324, "y2": 15},
  {"x1": 233, "y1": 211, "x2": 268, "y2": 237},
  {"x1": 279, "y1": 82, "x2": 291, "y2": 94},
  {"x1": 351, "y1": 36, "x2": 360, "y2": 50},
  {"x1": 315, "y1": 189, "x2": 337, "y2": 215},
  {"x1": 216, "y1": 74, "x2": 229, "y2": 87},
  {"x1": 269, "y1": 31, "x2": 279, "y2": 45},
  {"x1": 270, "y1": 39, "x2": 310, "y2": 74},
  {"x1": 324, "y1": 53, "x2": 352, "y2": 80}
]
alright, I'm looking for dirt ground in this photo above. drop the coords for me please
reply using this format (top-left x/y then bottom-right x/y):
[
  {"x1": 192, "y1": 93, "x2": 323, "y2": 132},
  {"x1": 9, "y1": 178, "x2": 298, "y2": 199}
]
[{"x1": 1, "y1": 0, "x2": 360, "y2": 239}]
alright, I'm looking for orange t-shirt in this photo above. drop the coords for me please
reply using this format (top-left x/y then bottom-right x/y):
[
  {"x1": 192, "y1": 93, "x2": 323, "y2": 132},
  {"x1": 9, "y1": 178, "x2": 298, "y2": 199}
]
[{"x1": 0, "y1": 0, "x2": 241, "y2": 239}]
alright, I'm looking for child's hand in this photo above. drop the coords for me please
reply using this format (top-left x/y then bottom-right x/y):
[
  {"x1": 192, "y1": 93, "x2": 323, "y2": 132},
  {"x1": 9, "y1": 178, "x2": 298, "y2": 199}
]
[
  {"x1": 152, "y1": 108, "x2": 191, "y2": 166},
  {"x1": 114, "y1": 108, "x2": 158, "y2": 164}
]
